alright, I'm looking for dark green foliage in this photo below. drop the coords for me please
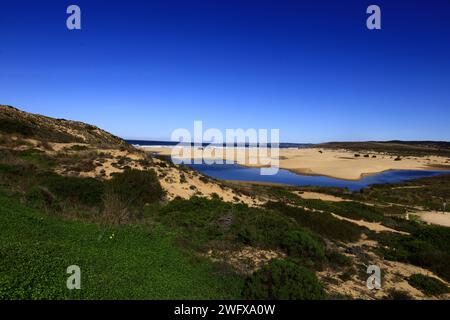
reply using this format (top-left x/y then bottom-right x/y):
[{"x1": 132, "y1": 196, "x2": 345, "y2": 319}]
[
  {"x1": 108, "y1": 169, "x2": 164, "y2": 207},
  {"x1": 232, "y1": 208, "x2": 296, "y2": 248},
  {"x1": 265, "y1": 201, "x2": 363, "y2": 242},
  {"x1": 347, "y1": 174, "x2": 450, "y2": 212},
  {"x1": 242, "y1": 259, "x2": 325, "y2": 300},
  {"x1": 24, "y1": 186, "x2": 59, "y2": 211},
  {"x1": 413, "y1": 226, "x2": 450, "y2": 252},
  {"x1": 318, "y1": 141, "x2": 450, "y2": 157},
  {"x1": 18, "y1": 149, "x2": 56, "y2": 168},
  {"x1": 281, "y1": 230, "x2": 325, "y2": 262},
  {"x1": 155, "y1": 197, "x2": 298, "y2": 251},
  {"x1": 407, "y1": 274, "x2": 450, "y2": 296},
  {"x1": 386, "y1": 289, "x2": 413, "y2": 300},
  {"x1": 0, "y1": 162, "x2": 31, "y2": 176},
  {"x1": 0, "y1": 117, "x2": 79, "y2": 143},
  {"x1": 374, "y1": 228, "x2": 450, "y2": 282},
  {"x1": 38, "y1": 173, "x2": 104, "y2": 207},
  {"x1": 0, "y1": 192, "x2": 243, "y2": 299},
  {"x1": 290, "y1": 197, "x2": 402, "y2": 223},
  {"x1": 326, "y1": 251, "x2": 352, "y2": 268},
  {"x1": 155, "y1": 197, "x2": 230, "y2": 246},
  {"x1": 69, "y1": 144, "x2": 88, "y2": 151},
  {"x1": 0, "y1": 118, "x2": 34, "y2": 136},
  {"x1": 153, "y1": 197, "x2": 327, "y2": 266}
]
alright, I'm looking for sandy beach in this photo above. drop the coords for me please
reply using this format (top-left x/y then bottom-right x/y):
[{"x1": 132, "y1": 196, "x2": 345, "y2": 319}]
[{"x1": 141, "y1": 146, "x2": 450, "y2": 180}]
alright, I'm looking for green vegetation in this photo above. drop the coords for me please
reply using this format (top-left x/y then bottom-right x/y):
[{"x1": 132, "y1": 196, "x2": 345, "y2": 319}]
[
  {"x1": 343, "y1": 175, "x2": 450, "y2": 212},
  {"x1": 69, "y1": 144, "x2": 89, "y2": 151},
  {"x1": 0, "y1": 116, "x2": 78, "y2": 143},
  {"x1": 3, "y1": 107, "x2": 450, "y2": 300},
  {"x1": 0, "y1": 145, "x2": 339, "y2": 299},
  {"x1": 265, "y1": 201, "x2": 363, "y2": 242},
  {"x1": 407, "y1": 274, "x2": 450, "y2": 296},
  {"x1": 0, "y1": 191, "x2": 243, "y2": 299},
  {"x1": 317, "y1": 141, "x2": 450, "y2": 157},
  {"x1": 386, "y1": 289, "x2": 412, "y2": 300},
  {"x1": 38, "y1": 173, "x2": 104, "y2": 207},
  {"x1": 242, "y1": 259, "x2": 325, "y2": 300},
  {"x1": 108, "y1": 169, "x2": 164, "y2": 207},
  {"x1": 281, "y1": 230, "x2": 325, "y2": 262},
  {"x1": 373, "y1": 226, "x2": 450, "y2": 282},
  {"x1": 147, "y1": 197, "x2": 336, "y2": 270},
  {"x1": 0, "y1": 117, "x2": 35, "y2": 136}
]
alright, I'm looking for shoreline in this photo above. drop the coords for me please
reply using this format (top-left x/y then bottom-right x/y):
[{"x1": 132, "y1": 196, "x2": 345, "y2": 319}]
[{"x1": 141, "y1": 146, "x2": 450, "y2": 181}]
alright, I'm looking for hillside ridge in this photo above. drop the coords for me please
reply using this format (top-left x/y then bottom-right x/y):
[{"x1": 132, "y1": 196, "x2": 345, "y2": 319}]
[{"x1": 0, "y1": 104, "x2": 127, "y2": 147}]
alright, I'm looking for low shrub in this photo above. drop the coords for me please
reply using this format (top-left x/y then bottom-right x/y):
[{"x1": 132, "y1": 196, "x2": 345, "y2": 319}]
[
  {"x1": 326, "y1": 251, "x2": 352, "y2": 268},
  {"x1": 107, "y1": 169, "x2": 163, "y2": 207},
  {"x1": 265, "y1": 202, "x2": 362, "y2": 242},
  {"x1": 101, "y1": 186, "x2": 130, "y2": 224},
  {"x1": 0, "y1": 118, "x2": 34, "y2": 136},
  {"x1": 407, "y1": 274, "x2": 450, "y2": 296},
  {"x1": 232, "y1": 208, "x2": 296, "y2": 248},
  {"x1": 69, "y1": 144, "x2": 88, "y2": 151},
  {"x1": 24, "y1": 186, "x2": 58, "y2": 211},
  {"x1": 242, "y1": 259, "x2": 325, "y2": 300},
  {"x1": 39, "y1": 173, "x2": 104, "y2": 207},
  {"x1": 374, "y1": 231, "x2": 450, "y2": 282},
  {"x1": 281, "y1": 230, "x2": 325, "y2": 262},
  {"x1": 386, "y1": 289, "x2": 412, "y2": 300}
]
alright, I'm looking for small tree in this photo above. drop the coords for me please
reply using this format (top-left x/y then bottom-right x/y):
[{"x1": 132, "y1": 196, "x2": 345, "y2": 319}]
[
  {"x1": 281, "y1": 230, "x2": 325, "y2": 262},
  {"x1": 102, "y1": 169, "x2": 164, "y2": 224},
  {"x1": 108, "y1": 169, "x2": 164, "y2": 207}
]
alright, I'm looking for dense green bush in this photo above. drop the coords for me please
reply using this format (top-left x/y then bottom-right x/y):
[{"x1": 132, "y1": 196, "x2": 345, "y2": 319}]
[
  {"x1": 18, "y1": 149, "x2": 55, "y2": 168},
  {"x1": 281, "y1": 230, "x2": 325, "y2": 262},
  {"x1": 386, "y1": 289, "x2": 412, "y2": 300},
  {"x1": 266, "y1": 202, "x2": 362, "y2": 242},
  {"x1": 154, "y1": 197, "x2": 229, "y2": 244},
  {"x1": 0, "y1": 163, "x2": 29, "y2": 176},
  {"x1": 232, "y1": 209, "x2": 296, "y2": 247},
  {"x1": 24, "y1": 186, "x2": 59, "y2": 211},
  {"x1": 38, "y1": 173, "x2": 104, "y2": 207},
  {"x1": 374, "y1": 231, "x2": 450, "y2": 282},
  {"x1": 413, "y1": 226, "x2": 450, "y2": 252},
  {"x1": 407, "y1": 274, "x2": 450, "y2": 296},
  {"x1": 325, "y1": 251, "x2": 352, "y2": 268},
  {"x1": 155, "y1": 197, "x2": 298, "y2": 249},
  {"x1": 242, "y1": 259, "x2": 325, "y2": 300},
  {"x1": 0, "y1": 118, "x2": 34, "y2": 136},
  {"x1": 108, "y1": 169, "x2": 163, "y2": 207}
]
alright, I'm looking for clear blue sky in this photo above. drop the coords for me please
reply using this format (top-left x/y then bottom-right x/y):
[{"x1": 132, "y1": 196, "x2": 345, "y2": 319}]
[{"x1": 0, "y1": 0, "x2": 449, "y2": 143}]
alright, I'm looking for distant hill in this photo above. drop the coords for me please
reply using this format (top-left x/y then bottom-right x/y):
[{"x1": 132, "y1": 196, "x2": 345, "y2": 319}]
[
  {"x1": 316, "y1": 141, "x2": 450, "y2": 157},
  {"x1": 0, "y1": 105, "x2": 128, "y2": 147}
]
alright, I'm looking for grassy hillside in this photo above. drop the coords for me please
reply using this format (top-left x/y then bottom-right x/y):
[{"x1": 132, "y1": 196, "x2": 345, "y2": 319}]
[
  {"x1": 1, "y1": 105, "x2": 449, "y2": 300},
  {"x1": 0, "y1": 105, "x2": 128, "y2": 147},
  {"x1": 0, "y1": 190, "x2": 243, "y2": 299}
]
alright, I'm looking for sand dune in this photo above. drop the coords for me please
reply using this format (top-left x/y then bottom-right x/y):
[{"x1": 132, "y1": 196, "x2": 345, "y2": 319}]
[{"x1": 412, "y1": 211, "x2": 450, "y2": 227}]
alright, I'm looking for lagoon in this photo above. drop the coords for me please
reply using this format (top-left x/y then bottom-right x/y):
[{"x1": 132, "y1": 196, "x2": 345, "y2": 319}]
[{"x1": 188, "y1": 163, "x2": 449, "y2": 191}]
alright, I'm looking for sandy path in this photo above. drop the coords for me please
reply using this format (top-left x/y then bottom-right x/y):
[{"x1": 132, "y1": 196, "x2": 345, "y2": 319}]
[
  {"x1": 294, "y1": 191, "x2": 350, "y2": 202},
  {"x1": 330, "y1": 213, "x2": 409, "y2": 235},
  {"x1": 412, "y1": 211, "x2": 450, "y2": 227}
]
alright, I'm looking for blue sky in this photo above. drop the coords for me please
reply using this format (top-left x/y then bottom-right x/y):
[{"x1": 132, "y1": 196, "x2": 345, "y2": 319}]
[{"x1": 0, "y1": 0, "x2": 449, "y2": 143}]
